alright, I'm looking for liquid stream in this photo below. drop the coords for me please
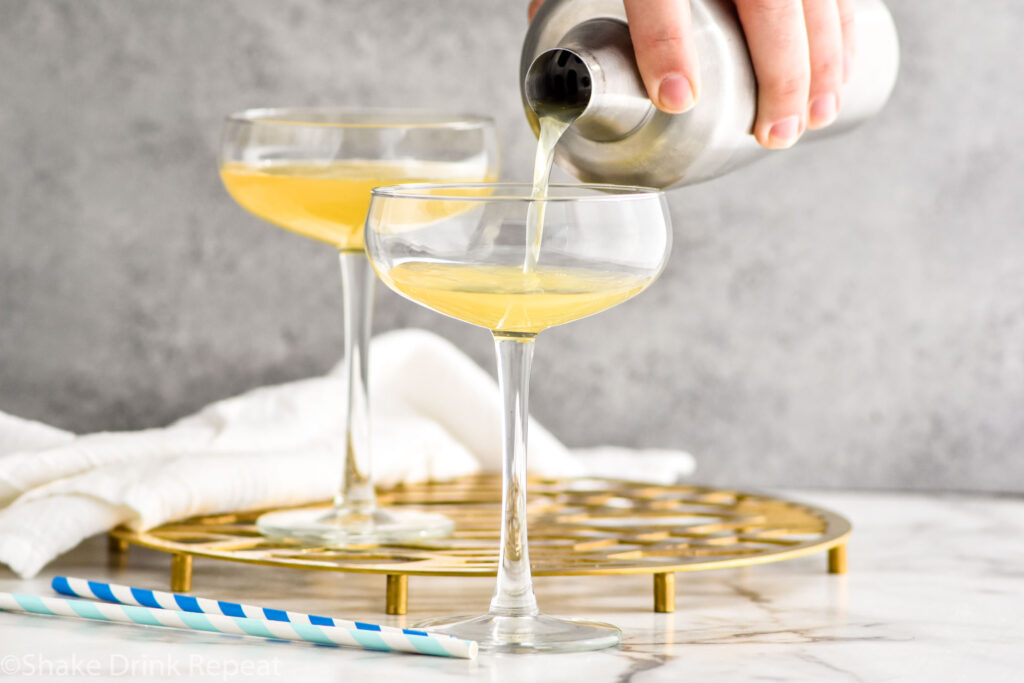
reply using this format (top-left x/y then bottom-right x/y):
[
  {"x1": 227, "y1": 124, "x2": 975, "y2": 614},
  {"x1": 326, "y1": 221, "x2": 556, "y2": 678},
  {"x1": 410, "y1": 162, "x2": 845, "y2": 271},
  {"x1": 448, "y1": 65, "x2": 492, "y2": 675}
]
[{"x1": 523, "y1": 113, "x2": 574, "y2": 272}]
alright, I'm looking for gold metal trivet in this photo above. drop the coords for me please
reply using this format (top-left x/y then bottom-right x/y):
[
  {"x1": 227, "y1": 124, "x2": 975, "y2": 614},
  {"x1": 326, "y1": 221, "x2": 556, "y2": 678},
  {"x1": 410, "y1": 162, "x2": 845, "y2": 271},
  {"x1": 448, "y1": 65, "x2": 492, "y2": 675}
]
[{"x1": 109, "y1": 475, "x2": 850, "y2": 614}]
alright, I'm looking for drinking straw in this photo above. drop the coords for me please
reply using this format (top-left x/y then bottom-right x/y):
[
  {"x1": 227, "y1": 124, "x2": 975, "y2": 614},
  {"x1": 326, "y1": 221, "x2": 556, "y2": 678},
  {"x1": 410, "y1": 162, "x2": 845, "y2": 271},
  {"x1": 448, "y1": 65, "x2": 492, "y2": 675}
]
[
  {"x1": 52, "y1": 576, "x2": 446, "y2": 640},
  {"x1": 0, "y1": 592, "x2": 476, "y2": 659}
]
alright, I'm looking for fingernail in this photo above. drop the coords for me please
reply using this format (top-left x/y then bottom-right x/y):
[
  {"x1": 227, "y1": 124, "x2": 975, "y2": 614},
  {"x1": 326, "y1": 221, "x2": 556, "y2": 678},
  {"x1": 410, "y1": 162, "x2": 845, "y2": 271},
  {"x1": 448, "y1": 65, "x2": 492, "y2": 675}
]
[
  {"x1": 657, "y1": 74, "x2": 696, "y2": 113},
  {"x1": 808, "y1": 94, "x2": 838, "y2": 129},
  {"x1": 767, "y1": 116, "x2": 801, "y2": 148}
]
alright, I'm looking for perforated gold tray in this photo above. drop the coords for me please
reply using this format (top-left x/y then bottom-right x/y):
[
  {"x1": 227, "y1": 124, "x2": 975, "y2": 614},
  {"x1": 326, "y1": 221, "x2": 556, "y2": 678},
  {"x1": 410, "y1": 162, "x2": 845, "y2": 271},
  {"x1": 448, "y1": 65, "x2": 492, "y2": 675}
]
[{"x1": 109, "y1": 475, "x2": 850, "y2": 614}]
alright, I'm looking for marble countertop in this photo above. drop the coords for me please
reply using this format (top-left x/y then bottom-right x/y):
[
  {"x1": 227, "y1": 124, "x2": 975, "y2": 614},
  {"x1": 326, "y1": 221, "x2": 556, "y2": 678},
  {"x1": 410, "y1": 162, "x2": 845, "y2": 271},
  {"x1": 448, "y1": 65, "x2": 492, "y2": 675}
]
[{"x1": 1, "y1": 490, "x2": 1021, "y2": 682}]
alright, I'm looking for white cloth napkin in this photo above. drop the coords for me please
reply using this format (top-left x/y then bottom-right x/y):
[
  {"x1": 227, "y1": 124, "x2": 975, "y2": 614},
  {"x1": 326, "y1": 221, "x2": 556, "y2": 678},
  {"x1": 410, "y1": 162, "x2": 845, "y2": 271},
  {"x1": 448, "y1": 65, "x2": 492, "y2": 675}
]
[{"x1": 0, "y1": 329, "x2": 694, "y2": 578}]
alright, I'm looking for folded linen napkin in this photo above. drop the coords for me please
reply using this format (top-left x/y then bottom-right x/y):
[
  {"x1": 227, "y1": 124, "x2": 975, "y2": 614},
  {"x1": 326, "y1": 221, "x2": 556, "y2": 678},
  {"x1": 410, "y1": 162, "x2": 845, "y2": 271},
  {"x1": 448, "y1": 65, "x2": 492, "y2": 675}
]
[{"x1": 0, "y1": 329, "x2": 694, "y2": 578}]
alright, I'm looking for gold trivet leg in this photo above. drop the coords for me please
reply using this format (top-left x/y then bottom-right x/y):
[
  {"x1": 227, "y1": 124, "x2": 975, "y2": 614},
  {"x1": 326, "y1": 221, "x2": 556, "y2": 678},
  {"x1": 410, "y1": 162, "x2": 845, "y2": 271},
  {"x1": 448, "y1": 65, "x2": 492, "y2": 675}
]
[
  {"x1": 107, "y1": 534, "x2": 129, "y2": 569},
  {"x1": 654, "y1": 572, "x2": 676, "y2": 613},
  {"x1": 171, "y1": 554, "x2": 193, "y2": 592},
  {"x1": 386, "y1": 574, "x2": 408, "y2": 615},
  {"x1": 828, "y1": 543, "x2": 848, "y2": 574}
]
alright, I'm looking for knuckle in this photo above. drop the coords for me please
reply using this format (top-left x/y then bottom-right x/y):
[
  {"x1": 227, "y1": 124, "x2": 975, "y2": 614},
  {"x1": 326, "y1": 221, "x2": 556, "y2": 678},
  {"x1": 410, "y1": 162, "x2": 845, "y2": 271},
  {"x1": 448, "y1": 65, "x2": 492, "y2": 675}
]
[
  {"x1": 837, "y1": 0, "x2": 858, "y2": 34},
  {"x1": 840, "y1": 14, "x2": 857, "y2": 42},
  {"x1": 763, "y1": 72, "x2": 810, "y2": 101},
  {"x1": 741, "y1": 0, "x2": 798, "y2": 18},
  {"x1": 812, "y1": 56, "x2": 843, "y2": 85},
  {"x1": 640, "y1": 29, "x2": 686, "y2": 52}
]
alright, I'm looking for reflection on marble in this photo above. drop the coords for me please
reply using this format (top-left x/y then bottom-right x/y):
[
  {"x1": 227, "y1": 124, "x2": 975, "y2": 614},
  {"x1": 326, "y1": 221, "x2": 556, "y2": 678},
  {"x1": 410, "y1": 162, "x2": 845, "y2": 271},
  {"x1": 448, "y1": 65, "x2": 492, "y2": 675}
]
[{"x1": 1, "y1": 491, "x2": 1022, "y2": 681}]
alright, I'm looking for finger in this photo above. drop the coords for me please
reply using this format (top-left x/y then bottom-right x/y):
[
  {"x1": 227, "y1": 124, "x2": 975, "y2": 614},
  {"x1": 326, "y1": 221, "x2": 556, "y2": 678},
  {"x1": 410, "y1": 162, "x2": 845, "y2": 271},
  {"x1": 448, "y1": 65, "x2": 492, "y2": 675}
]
[
  {"x1": 803, "y1": 0, "x2": 844, "y2": 129},
  {"x1": 528, "y1": 0, "x2": 545, "y2": 21},
  {"x1": 735, "y1": 0, "x2": 810, "y2": 149},
  {"x1": 623, "y1": 0, "x2": 700, "y2": 114},
  {"x1": 836, "y1": 0, "x2": 857, "y2": 83}
]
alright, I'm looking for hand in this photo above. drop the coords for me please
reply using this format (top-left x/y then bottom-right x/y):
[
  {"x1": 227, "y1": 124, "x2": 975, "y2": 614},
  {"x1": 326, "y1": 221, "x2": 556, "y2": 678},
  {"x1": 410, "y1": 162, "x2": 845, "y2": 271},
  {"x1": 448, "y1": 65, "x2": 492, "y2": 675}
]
[{"x1": 528, "y1": 0, "x2": 856, "y2": 150}]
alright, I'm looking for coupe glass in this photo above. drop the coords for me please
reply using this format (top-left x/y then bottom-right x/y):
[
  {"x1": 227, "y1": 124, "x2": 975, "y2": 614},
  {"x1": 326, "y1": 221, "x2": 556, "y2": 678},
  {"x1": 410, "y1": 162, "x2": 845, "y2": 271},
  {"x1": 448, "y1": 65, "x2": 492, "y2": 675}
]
[
  {"x1": 219, "y1": 109, "x2": 499, "y2": 545},
  {"x1": 364, "y1": 183, "x2": 672, "y2": 653}
]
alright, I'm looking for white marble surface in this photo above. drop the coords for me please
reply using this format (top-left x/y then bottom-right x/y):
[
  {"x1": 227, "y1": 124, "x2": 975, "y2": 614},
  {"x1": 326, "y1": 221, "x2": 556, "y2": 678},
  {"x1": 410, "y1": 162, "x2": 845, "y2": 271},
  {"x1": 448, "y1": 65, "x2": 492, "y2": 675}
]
[{"x1": 1, "y1": 490, "x2": 1021, "y2": 682}]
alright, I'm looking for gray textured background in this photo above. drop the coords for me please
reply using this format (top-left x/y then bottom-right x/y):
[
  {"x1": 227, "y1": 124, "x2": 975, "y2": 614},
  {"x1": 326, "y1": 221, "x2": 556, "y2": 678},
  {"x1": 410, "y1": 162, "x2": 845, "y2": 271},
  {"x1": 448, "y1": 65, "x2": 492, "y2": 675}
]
[{"x1": 1, "y1": 1, "x2": 1021, "y2": 492}]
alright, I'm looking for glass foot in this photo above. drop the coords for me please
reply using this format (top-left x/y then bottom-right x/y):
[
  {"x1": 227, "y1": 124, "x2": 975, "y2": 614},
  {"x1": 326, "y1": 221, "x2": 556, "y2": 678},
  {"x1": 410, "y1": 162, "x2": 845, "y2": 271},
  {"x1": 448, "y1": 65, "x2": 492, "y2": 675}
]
[
  {"x1": 415, "y1": 612, "x2": 621, "y2": 653},
  {"x1": 256, "y1": 507, "x2": 454, "y2": 546}
]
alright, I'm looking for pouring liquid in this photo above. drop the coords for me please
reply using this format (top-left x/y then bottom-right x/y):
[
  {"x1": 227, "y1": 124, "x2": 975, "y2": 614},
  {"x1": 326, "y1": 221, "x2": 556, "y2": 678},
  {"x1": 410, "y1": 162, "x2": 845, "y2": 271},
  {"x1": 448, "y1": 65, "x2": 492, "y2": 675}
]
[
  {"x1": 523, "y1": 48, "x2": 592, "y2": 272},
  {"x1": 524, "y1": 110, "x2": 576, "y2": 272},
  {"x1": 379, "y1": 57, "x2": 660, "y2": 338}
]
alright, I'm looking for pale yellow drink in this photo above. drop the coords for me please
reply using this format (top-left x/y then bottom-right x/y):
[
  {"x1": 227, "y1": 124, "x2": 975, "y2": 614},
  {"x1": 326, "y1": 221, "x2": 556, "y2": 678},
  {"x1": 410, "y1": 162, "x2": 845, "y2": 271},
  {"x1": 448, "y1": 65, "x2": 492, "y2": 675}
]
[
  {"x1": 220, "y1": 160, "x2": 495, "y2": 251},
  {"x1": 380, "y1": 262, "x2": 651, "y2": 336},
  {"x1": 524, "y1": 114, "x2": 574, "y2": 271}
]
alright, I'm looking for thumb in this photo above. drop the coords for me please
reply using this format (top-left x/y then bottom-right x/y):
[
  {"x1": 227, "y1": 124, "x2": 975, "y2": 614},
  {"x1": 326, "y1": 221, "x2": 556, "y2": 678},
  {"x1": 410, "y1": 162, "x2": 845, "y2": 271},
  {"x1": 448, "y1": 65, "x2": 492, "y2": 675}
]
[{"x1": 623, "y1": 0, "x2": 700, "y2": 113}]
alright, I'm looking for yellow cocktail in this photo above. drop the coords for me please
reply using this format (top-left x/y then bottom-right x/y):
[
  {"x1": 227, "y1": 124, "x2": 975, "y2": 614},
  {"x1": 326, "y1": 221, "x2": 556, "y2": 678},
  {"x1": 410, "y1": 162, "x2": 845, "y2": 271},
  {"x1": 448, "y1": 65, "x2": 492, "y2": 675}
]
[
  {"x1": 221, "y1": 160, "x2": 494, "y2": 251},
  {"x1": 381, "y1": 262, "x2": 650, "y2": 335},
  {"x1": 219, "y1": 109, "x2": 498, "y2": 545},
  {"x1": 364, "y1": 182, "x2": 671, "y2": 653}
]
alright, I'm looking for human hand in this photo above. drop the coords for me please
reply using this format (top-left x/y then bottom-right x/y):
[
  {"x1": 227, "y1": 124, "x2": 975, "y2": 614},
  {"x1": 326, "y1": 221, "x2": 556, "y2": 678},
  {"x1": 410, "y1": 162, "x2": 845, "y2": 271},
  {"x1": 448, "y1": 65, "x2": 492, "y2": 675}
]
[{"x1": 528, "y1": 0, "x2": 856, "y2": 150}]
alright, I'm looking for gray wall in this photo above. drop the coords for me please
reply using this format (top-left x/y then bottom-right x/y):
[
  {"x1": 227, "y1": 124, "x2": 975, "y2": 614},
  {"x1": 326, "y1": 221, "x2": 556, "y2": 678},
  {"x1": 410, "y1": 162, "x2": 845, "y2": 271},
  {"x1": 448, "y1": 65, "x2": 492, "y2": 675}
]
[{"x1": 1, "y1": 1, "x2": 1021, "y2": 492}]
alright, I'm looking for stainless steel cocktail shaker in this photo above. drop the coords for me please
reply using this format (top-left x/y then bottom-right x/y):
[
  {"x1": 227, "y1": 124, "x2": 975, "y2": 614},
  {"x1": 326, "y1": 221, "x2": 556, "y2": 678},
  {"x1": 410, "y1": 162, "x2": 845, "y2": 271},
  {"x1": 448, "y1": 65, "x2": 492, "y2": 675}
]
[{"x1": 521, "y1": 0, "x2": 900, "y2": 188}]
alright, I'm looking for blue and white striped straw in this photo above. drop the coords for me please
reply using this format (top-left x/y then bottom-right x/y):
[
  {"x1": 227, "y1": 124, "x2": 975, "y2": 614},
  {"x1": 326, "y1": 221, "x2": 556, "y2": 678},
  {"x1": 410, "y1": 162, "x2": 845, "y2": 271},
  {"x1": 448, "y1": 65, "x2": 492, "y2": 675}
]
[
  {"x1": 0, "y1": 591, "x2": 476, "y2": 659},
  {"x1": 52, "y1": 576, "x2": 444, "y2": 641}
]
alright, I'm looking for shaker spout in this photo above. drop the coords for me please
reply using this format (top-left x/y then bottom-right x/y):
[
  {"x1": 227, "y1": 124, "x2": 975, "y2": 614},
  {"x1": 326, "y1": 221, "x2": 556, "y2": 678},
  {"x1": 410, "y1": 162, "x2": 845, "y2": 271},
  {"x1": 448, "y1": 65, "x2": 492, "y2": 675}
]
[
  {"x1": 524, "y1": 19, "x2": 654, "y2": 143},
  {"x1": 524, "y1": 48, "x2": 593, "y2": 113}
]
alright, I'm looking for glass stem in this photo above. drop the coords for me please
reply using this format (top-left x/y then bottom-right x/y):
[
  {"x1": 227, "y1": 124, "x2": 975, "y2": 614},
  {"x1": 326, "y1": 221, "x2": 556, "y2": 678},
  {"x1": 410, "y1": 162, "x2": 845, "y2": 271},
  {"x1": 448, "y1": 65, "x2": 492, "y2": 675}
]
[
  {"x1": 334, "y1": 251, "x2": 376, "y2": 515},
  {"x1": 489, "y1": 335, "x2": 540, "y2": 617}
]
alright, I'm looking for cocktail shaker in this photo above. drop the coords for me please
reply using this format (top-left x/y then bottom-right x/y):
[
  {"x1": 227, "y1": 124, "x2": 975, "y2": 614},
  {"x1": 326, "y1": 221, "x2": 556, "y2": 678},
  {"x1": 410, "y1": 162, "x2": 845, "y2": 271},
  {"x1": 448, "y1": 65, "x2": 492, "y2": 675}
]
[{"x1": 521, "y1": 0, "x2": 900, "y2": 188}]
